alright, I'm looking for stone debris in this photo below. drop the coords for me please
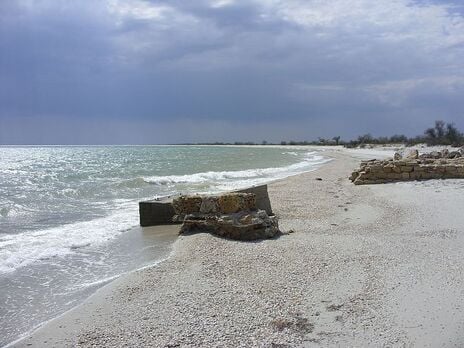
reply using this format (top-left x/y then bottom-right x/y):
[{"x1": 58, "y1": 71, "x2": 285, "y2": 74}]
[
  {"x1": 172, "y1": 193, "x2": 280, "y2": 240},
  {"x1": 404, "y1": 149, "x2": 419, "y2": 160},
  {"x1": 350, "y1": 149, "x2": 464, "y2": 185}
]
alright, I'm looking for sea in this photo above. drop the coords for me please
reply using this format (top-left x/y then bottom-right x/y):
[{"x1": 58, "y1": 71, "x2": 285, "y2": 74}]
[{"x1": 0, "y1": 145, "x2": 329, "y2": 346}]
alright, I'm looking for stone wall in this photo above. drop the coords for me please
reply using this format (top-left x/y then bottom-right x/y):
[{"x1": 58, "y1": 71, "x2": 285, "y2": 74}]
[
  {"x1": 350, "y1": 149, "x2": 464, "y2": 185},
  {"x1": 172, "y1": 192, "x2": 280, "y2": 241}
]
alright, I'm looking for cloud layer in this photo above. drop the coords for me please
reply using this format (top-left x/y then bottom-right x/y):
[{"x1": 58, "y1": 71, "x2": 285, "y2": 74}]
[{"x1": 1, "y1": 0, "x2": 463, "y2": 143}]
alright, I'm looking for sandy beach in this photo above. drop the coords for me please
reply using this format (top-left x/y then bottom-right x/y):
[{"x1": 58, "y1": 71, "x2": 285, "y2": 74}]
[{"x1": 13, "y1": 149, "x2": 464, "y2": 347}]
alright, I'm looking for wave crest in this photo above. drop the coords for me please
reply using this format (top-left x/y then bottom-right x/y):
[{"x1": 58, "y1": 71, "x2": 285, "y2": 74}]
[{"x1": 143, "y1": 153, "x2": 328, "y2": 187}]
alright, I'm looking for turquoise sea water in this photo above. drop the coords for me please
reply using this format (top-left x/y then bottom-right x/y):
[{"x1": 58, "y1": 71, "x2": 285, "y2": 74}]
[{"x1": 0, "y1": 145, "x2": 328, "y2": 346}]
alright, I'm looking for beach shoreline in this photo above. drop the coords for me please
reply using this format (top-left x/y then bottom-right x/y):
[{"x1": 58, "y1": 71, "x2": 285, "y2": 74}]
[
  {"x1": 0, "y1": 145, "x2": 328, "y2": 347},
  {"x1": 3, "y1": 224, "x2": 180, "y2": 348},
  {"x1": 12, "y1": 149, "x2": 464, "y2": 347}
]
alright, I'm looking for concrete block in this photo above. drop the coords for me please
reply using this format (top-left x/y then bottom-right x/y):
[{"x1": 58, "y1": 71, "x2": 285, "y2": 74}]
[
  {"x1": 139, "y1": 184, "x2": 273, "y2": 227},
  {"x1": 139, "y1": 195, "x2": 178, "y2": 227},
  {"x1": 236, "y1": 184, "x2": 273, "y2": 215}
]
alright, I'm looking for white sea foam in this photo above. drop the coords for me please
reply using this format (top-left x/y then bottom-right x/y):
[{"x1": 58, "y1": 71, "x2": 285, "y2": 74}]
[
  {"x1": 143, "y1": 153, "x2": 329, "y2": 188},
  {"x1": 0, "y1": 201, "x2": 139, "y2": 274}
]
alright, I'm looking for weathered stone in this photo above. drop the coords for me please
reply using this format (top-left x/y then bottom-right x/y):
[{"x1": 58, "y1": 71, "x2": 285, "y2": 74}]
[
  {"x1": 139, "y1": 184, "x2": 273, "y2": 227},
  {"x1": 172, "y1": 195, "x2": 203, "y2": 221},
  {"x1": 445, "y1": 166, "x2": 458, "y2": 173},
  {"x1": 401, "y1": 172, "x2": 410, "y2": 180},
  {"x1": 173, "y1": 193, "x2": 256, "y2": 217},
  {"x1": 200, "y1": 196, "x2": 219, "y2": 214},
  {"x1": 386, "y1": 173, "x2": 401, "y2": 179},
  {"x1": 369, "y1": 165, "x2": 382, "y2": 172},
  {"x1": 447, "y1": 151, "x2": 462, "y2": 159},
  {"x1": 217, "y1": 193, "x2": 256, "y2": 213},
  {"x1": 180, "y1": 209, "x2": 279, "y2": 241},
  {"x1": 235, "y1": 185, "x2": 273, "y2": 215},
  {"x1": 173, "y1": 192, "x2": 279, "y2": 240},
  {"x1": 243, "y1": 194, "x2": 257, "y2": 211},
  {"x1": 349, "y1": 171, "x2": 359, "y2": 181},
  {"x1": 349, "y1": 150, "x2": 464, "y2": 185},
  {"x1": 393, "y1": 152, "x2": 402, "y2": 160},
  {"x1": 383, "y1": 166, "x2": 393, "y2": 173},
  {"x1": 400, "y1": 166, "x2": 413, "y2": 173},
  {"x1": 405, "y1": 149, "x2": 419, "y2": 160},
  {"x1": 239, "y1": 214, "x2": 253, "y2": 224}
]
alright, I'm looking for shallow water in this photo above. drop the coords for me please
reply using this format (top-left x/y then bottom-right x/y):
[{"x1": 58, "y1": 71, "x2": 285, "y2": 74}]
[
  {"x1": 0, "y1": 145, "x2": 328, "y2": 346},
  {"x1": 0, "y1": 225, "x2": 178, "y2": 347}
]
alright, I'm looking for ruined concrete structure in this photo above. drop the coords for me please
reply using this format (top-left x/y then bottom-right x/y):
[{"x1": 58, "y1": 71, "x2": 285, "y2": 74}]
[
  {"x1": 138, "y1": 184, "x2": 279, "y2": 241},
  {"x1": 172, "y1": 192, "x2": 280, "y2": 241},
  {"x1": 350, "y1": 149, "x2": 464, "y2": 185},
  {"x1": 139, "y1": 184, "x2": 272, "y2": 227}
]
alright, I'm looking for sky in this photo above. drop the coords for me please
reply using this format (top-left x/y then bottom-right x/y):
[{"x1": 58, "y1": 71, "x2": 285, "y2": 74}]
[{"x1": 0, "y1": 0, "x2": 463, "y2": 144}]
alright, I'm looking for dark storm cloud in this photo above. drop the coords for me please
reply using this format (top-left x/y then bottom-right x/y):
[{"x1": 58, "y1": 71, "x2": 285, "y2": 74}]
[{"x1": 0, "y1": 0, "x2": 463, "y2": 144}]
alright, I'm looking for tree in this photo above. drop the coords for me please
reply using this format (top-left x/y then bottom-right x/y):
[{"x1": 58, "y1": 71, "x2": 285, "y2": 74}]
[
  {"x1": 445, "y1": 123, "x2": 461, "y2": 145},
  {"x1": 332, "y1": 136, "x2": 341, "y2": 145},
  {"x1": 424, "y1": 127, "x2": 436, "y2": 144},
  {"x1": 357, "y1": 134, "x2": 373, "y2": 144},
  {"x1": 435, "y1": 120, "x2": 446, "y2": 139},
  {"x1": 424, "y1": 120, "x2": 463, "y2": 145},
  {"x1": 389, "y1": 134, "x2": 408, "y2": 143}
]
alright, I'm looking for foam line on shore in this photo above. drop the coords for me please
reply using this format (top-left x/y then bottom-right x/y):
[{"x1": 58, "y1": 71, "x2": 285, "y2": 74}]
[
  {"x1": 142, "y1": 153, "x2": 328, "y2": 186},
  {"x1": 0, "y1": 201, "x2": 139, "y2": 274}
]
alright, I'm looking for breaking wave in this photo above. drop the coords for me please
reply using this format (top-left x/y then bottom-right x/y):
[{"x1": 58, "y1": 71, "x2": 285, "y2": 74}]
[
  {"x1": 143, "y1": 153, "x2": 329, "y2": 189},
  {"x1": 0, "y1": 201, "x2": 137, "y2": 274}
]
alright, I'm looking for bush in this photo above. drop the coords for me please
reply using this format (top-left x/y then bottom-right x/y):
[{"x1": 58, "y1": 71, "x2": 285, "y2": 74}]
[
  {"x1": 343, "y1": 120, "x2": 463, "y2": 148},
  {"x1": 424, "y1": 120, "x2": 463, "y2": 146}
]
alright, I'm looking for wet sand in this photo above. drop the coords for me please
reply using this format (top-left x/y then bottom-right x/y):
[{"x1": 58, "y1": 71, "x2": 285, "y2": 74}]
[{"x1": 12, "y1": 149, "x2": 464, "y2": 347}]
